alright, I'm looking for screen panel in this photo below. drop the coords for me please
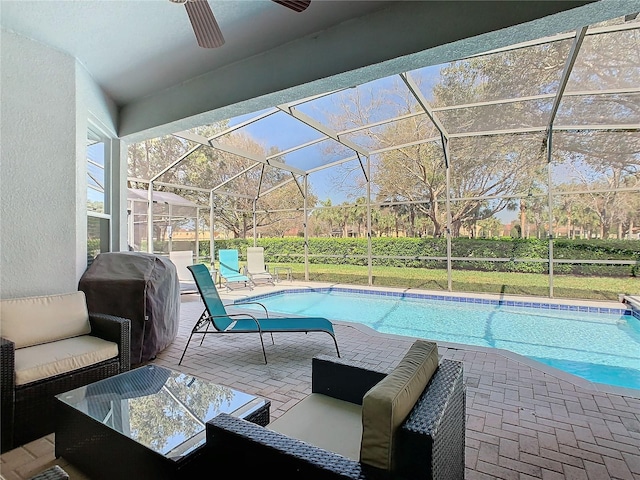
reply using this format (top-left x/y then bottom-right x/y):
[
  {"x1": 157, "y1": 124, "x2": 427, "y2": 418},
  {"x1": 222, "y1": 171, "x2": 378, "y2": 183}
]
[
  {"x1": 217, "y1": 110, "x2": 323, "y2": 154},
  {"x1": 449, "y1": 133, "x2": 549, "y2": 199},
  {"x1": 555, "y1": 93, "x2": 640, "y2": 127},
  {"x1": 551, "y1": 131, "x2": 640, "y2": 191},
  {"x1": 410, "y1": 39, "x2": 573, "y2": 107},
  {"x1": 340, "y1": 113, "x2": 439, "y2": 153},
  {"x1": 438, "y1": 99, "x2": 553, "y2": 135},
  {"x1": 566, "y1": 27, "x2": 640, "y2": 92}
]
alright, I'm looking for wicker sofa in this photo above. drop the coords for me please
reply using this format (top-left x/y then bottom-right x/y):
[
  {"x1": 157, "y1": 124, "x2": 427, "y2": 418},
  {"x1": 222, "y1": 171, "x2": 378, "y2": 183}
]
[
  {"x1": 206, "y1": 340, "x2": 466, "y2": 479},
  {"x1": 0, "y1": 291, "x2": 130, "y2": 453}
]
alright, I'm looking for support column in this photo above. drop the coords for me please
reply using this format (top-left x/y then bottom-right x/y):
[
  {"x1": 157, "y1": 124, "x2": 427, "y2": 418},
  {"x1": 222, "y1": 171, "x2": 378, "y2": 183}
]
[
  {"x1": 147, "y1": 183, "x2": 154, "y2": 253},
  {"x1": 252, "y1": 198, "x2": 257, "y2": 246},
  {"x1": 443, "y1": 135, "x2": 452, "y2": 292},
  {"x1": 367, "y1": 155, "x2": 372, "y2": 286},
  {"x1": 304, "y1": 175, "x2": 309, "y2": 281},
  {"x1": 547, "y1": 129, "x2": 554, "y2": 298},
  {"x1": 209, "y1": 190, "x2": 215, "y2": 266}
]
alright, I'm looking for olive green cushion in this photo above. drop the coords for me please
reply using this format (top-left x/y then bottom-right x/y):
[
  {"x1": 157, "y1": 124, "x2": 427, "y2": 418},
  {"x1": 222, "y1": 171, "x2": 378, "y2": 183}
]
[{"x1": 360, "y1": 340, "x2": 439, "y2": 471}]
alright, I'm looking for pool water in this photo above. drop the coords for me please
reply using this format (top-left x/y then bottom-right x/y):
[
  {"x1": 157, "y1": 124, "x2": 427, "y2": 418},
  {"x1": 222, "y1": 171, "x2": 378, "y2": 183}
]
[{"x1": 238, "y1": 289, "x2": 640, "y2": 391}]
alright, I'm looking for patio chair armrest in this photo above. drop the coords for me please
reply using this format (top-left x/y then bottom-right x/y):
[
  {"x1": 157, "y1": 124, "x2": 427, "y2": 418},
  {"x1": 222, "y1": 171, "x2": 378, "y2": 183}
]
[
  {"x1": 229, "y1": 301, "x2": 269, "y2": 316},
  {"x1": 1, "y1": 337, "x2": 15, "y2": 451},
  {"x1": 311, "y1": 355, "x2": 388, "y2": 405},
  {"x1": 206, "y1": 413, "x2": 367, "y2": 480},
  {"x1": 1, "y1": 336, "x2": 15, "y2": 390},
  {"x1": 394, "y1": 359, "x2": 466, "y2": 480},
  {"x1": 0, "y1": 336, "x2": 15, "y2": 381},
  {"x1": 88, "y1": 313, "x2": 131, "y2": 372},
  {"x1": 219, "y1": 312, "x2": 263, "y2": 332}
]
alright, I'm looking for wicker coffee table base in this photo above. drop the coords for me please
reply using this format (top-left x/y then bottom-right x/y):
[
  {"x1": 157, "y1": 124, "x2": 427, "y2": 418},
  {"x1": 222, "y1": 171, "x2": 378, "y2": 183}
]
[{"x1": 29, "y1": 465, "x2": 69, "y2": 480}]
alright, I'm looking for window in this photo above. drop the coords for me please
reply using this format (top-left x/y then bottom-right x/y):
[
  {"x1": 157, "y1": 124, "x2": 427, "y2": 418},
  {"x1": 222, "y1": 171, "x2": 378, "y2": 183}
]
[{"x1": 87, "y1": 126, "x2": 111, "y2": 265}]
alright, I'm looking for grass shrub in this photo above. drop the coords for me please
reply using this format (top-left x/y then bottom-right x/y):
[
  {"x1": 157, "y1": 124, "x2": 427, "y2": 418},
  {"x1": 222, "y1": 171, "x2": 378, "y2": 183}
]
[
  {"x1": 200, "y1": 237, "x2": 638, "y2": 276},
  {"x1": 193, "y1": 236, "x2": 638, "y2": 299}
]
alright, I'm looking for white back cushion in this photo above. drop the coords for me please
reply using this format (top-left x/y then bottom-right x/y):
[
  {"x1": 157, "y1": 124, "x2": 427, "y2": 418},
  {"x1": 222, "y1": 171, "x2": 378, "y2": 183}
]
[
  {"x1": 0, "y1": 292, "x2": 91, "y2": 348},
  {"x1": 247, "y1": 247, "x2": 267, "y2": 273},
  {"x1": 169, "y1": 250, "x2": 193, "y2": 281}
]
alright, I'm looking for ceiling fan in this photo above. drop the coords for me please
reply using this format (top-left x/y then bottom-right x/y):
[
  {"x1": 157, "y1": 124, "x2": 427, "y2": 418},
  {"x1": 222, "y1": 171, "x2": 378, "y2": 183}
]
[{"x1": 170, "y1": 0, "x2": 311, "y2": 48}]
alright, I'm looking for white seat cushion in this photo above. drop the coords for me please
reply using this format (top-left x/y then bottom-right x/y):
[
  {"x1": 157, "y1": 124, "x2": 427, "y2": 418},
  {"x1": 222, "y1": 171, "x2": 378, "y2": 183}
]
[
  {"x1": 268, "y1": 393, "x2": 363, "y2": 460},
  {"x1": 14, "y1": 335, "x2": 119, "y2": 386}
]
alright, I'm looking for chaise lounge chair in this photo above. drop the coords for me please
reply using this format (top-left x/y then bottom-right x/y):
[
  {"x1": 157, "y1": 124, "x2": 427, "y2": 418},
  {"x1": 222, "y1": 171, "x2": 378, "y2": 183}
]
[
  {"x1": 169, "y1": 250, "x2": 198, "y2": 294},
  {"x1": 179, "y1": 264, "x2": 340, "y2": 364},
  {"x1": 244, "y1": 247, "x2": 275, "y2": 285},
  {"x1": 218, "y1": 249, "x2": 253, "y2": 291}
]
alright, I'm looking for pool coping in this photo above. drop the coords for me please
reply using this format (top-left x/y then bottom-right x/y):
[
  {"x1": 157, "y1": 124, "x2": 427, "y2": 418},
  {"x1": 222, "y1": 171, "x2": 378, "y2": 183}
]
[
  {"x1": 236, "y1": 284, "x2": 635, "y2": 317},
  {"x1": 222, "y1": 281, "x2": 640, "y2": 398}
]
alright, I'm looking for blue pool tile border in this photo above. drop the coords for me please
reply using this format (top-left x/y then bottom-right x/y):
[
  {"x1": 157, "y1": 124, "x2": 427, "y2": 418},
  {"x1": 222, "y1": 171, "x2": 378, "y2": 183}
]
[{"x1": 237, "y1": 287, "x2": 636, "y2": 318}]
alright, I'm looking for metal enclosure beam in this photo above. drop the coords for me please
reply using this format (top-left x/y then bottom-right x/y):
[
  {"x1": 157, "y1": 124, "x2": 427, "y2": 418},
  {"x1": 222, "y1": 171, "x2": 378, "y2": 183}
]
[
  {"x1": 400, "y1": 72, "x2": 450, "y2": 139},
  {"x1": 277, "y1": 104, "x2": 370, "y2": 157},
  {"x1": 173, "y1": 130, "x2": 306, "y2": 175},
  {"x1": 547, "y1": 27, "x2": 588, "y2": 131}
]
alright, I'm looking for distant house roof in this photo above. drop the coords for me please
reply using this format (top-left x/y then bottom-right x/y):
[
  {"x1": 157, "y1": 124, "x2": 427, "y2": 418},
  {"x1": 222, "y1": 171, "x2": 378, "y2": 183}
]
[{"x1": 127, "y1": 188, "x2": 198, "y2": 208}]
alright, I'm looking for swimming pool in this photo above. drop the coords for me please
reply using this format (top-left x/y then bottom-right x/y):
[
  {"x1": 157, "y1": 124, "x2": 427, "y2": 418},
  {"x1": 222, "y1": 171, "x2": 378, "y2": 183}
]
[{"x1": 236, "y1": 288, "x2": 640, "y2": 392}]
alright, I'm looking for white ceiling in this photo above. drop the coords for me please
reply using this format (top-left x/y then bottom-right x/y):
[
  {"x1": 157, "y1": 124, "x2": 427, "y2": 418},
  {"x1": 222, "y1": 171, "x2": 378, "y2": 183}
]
[
  {"x1": 0, "y1": 0, "x2": 397, "y2": 105},
  {"x1": 1, "y1": 0, "x2": 636, "y2": 141}
]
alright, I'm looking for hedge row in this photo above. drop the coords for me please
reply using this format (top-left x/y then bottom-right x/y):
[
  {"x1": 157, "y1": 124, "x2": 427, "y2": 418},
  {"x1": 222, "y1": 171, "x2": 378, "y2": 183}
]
[{"x1": 169, "y1": 237, "x2": 640, "y2": 277}]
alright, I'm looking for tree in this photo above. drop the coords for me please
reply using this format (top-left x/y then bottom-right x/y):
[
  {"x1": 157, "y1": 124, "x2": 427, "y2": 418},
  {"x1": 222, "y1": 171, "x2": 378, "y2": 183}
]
[
  {"x1": 311, "y1": 199, "x2": 342, "y2": 237},
  {"x1": 325, "y1": 32, "x2": 638, "y2": 240},
  {"x1": 476, "y1": 216, "x2": 503, "y2": 238},
  {"x1": 348, "y1": 197, "x2": 368, "y2": 237},
  {"x1": 128, "y1": 124, "x2": 315, "y2": 239},
  {"x1": 370, "y1": 207, "x2": 396, "y2": 237},
  {"x1": 552, "y1": 131, "x2": 640, "y2": 238},
  {"x1": 128, "y1": 134, "x2": 201, "y2": 243},
  {"x1": 327, "y1": 45, "x2": 559, "y2": 237}
]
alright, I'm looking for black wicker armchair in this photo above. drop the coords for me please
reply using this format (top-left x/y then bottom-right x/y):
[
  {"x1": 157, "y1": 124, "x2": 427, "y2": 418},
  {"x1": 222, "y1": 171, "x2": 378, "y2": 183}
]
[
  {"x1": 1, "y1": 312, "x2": 130, "y2": 453},
  {"x1": 206, "y1": 346, "x2": 466, "y2": 480}
]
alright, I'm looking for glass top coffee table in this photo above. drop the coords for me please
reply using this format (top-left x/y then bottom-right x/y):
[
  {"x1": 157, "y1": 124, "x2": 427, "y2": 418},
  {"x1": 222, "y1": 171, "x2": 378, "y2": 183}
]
[{"x1": 54, "y1": 365, "x2": 270, "y2": 479}]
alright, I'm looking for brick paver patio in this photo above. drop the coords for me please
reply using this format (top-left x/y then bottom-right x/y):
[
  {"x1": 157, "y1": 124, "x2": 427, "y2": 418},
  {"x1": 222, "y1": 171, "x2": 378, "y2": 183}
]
[{"x1": 2, "y1": 285, "x2": 639, "y2": 479}]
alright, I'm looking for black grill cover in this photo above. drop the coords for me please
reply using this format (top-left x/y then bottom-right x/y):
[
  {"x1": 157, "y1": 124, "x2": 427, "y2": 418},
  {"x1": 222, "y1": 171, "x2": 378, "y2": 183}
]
[{"x1": 79, "y1": 252, "x2": 179, "y2": 366}]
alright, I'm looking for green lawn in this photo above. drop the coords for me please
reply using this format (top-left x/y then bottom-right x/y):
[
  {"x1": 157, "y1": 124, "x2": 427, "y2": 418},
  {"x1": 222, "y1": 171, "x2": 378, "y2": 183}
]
[{"x1": 261, "y1": 263, "x2": 638, "y2": 301}]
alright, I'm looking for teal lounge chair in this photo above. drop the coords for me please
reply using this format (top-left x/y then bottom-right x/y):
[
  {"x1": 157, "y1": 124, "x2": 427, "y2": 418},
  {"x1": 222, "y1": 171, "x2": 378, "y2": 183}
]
[
  {"x1": 218, "y1": 249, "x2": 253, "y2": 290},
  {"x1": 180, "y1": 264, "x2": 341, "y2": 364}
]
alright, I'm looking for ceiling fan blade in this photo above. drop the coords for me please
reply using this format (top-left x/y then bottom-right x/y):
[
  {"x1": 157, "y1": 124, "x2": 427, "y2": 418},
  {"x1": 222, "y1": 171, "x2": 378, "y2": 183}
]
[
  {"x1": 272, "y1": 1, "x2": 311, "y2": 13},
  {"x1": 184, "y1": 0, "x2": 224, "y2": 48}
]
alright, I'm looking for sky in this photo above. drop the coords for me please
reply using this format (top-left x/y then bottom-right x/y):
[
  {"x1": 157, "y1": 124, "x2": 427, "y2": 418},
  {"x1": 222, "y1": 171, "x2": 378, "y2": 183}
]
[{"x1": 224, "y1": 66, "x2": 444, "y2": 205}]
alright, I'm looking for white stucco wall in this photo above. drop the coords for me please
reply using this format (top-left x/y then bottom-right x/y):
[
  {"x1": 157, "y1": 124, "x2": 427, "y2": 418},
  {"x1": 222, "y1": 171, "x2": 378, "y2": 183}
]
[{"x1": 0, "y1": 29, "x2": 118, "y2": 298}]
